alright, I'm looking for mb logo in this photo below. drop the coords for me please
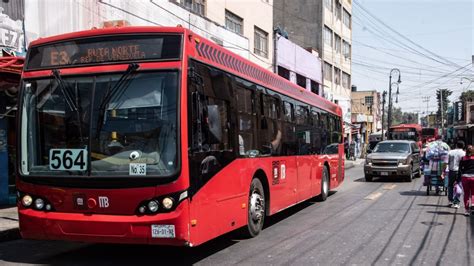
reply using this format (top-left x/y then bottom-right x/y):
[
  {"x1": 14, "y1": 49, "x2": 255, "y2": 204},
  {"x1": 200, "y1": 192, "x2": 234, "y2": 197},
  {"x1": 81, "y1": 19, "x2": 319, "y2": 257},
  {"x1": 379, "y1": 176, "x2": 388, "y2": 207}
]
[{"x1": 98, "y1": 196, "x2": 109, "y2": 208}]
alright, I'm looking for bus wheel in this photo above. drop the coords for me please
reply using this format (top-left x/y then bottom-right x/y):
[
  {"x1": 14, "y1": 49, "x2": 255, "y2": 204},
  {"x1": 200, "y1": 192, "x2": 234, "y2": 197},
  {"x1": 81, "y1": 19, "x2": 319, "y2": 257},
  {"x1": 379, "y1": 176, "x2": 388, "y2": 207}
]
[
  {"x1": 243, "y1": 178, "x2": 265, "y2": 238},
  {"x1": 317, "y1": 166, "x2": 329, "y2": 201}
]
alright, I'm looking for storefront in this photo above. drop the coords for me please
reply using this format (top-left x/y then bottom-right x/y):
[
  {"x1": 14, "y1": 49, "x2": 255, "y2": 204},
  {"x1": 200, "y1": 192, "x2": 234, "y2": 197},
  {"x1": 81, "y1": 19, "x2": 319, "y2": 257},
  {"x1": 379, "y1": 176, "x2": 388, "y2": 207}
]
[{"x1": 0, "y1": 56, "x2": 23, "y2": 205}]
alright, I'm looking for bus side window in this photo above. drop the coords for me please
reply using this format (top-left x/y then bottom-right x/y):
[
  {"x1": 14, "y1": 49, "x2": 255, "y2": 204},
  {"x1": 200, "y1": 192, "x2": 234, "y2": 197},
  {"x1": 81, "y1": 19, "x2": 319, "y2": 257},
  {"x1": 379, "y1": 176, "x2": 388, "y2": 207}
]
[
  {"x1": 310, "y1": 108, "x2": 321, "y2": 154},
  {"x1": 235, "y1": 86, "x2": 256, "y2": 156}
]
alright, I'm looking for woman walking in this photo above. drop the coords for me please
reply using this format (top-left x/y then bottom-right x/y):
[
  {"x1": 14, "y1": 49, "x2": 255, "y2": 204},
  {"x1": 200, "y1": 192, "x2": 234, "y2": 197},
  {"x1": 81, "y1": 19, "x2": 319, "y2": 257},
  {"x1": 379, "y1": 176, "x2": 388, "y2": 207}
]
[{"x1": 459, "y1": 145, "x2": 474, "y2": 216}]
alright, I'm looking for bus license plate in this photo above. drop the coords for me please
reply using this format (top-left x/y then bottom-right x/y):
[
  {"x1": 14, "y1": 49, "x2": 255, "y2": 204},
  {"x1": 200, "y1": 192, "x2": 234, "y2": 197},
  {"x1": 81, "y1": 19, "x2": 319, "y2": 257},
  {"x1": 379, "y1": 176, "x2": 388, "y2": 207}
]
[
  {"x1": 381, "y1": 172, "x2": 388, "y2": 176},
  {"x1": 151, "y1": 225, "x2": 175, "y2": 238}
]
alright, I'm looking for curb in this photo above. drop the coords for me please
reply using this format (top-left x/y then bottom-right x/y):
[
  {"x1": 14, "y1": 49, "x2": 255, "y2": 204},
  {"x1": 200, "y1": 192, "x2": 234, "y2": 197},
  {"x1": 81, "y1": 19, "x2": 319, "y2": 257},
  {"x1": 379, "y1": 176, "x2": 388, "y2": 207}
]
[{"x1": 0, "y1": 228, "x2": 20, "y2": 243}]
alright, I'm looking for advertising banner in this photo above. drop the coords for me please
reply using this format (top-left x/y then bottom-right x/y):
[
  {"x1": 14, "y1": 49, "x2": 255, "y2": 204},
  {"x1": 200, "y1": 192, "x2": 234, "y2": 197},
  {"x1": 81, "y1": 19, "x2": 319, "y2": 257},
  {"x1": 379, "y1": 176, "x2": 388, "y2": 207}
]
[{"x1": 0, "y1": 0, "x2": 25, "y2": 54}]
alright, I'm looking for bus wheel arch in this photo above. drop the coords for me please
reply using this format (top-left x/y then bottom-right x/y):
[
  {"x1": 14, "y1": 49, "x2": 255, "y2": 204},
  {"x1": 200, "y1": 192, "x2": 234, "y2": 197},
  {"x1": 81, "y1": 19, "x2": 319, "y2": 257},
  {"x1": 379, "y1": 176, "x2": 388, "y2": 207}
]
[
  {"x1": 317, "y1": 162, "x2": 330, "y2": 201},
  {"x1": 240, "y1": 169, "x2": 268, "y2": 238},
  {"x1": 253, "y1": 169, "x2": 270, "y2": 216}
]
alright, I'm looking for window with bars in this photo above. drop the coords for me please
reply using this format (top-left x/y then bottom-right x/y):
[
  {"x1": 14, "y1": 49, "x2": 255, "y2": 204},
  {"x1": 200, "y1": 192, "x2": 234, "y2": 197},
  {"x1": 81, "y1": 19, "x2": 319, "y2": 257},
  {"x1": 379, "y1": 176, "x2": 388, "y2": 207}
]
[
  {"x1": 334, "y1": 34, "x2": 341, "y2": 53},
  {"x1": 225, "y1": 10, "x2": 243, "y2": 35},
  {"x1": 254, "y1": 26, "x2": 268, "y2": 58},
  {"x1": 324, "y1": 62, "x2": 332, "y2": 81},
  {"x1": 342, "y1": 72, "x2": 350, "y2": 89},
  {"x1": 365, "y1": 96, "x2": 374, "y2": 106},
  {"x1": 335, "y1": 1, "x2": 342, "y2": 20},
  {"x1": 324, "y1": 26, "x2": 333, "y2": 46},
  {"x1": 324, "y1": 0, "x2": 333, "y2": 11},
  {"x1": 343, "y1": 40, "x2": 351, "y2": 58},
  {"x1": 343, "y1": 9, "x2": 351, "y2": 29},
  {"x1": 174, "y1": 0, "x2": 206, "y2": 16},
  {"x1": 334, "y1": 67, "x2": 341, "y2": 85}
]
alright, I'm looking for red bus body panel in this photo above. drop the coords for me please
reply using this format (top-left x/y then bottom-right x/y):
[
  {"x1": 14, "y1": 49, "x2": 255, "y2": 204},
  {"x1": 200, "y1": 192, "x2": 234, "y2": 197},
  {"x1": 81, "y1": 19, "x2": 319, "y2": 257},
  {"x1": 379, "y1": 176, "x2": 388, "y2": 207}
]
[{"x1": 18, "y1": 26, "x2": 344, "y2": 246}]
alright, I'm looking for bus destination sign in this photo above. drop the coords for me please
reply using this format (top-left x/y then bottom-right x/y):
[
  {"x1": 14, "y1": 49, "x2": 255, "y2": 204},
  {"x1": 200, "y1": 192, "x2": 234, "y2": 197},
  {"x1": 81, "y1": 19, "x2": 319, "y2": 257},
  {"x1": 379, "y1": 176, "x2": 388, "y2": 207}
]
[{"x1": 26, "y1": 34, "x2": 181, "y2": 70}]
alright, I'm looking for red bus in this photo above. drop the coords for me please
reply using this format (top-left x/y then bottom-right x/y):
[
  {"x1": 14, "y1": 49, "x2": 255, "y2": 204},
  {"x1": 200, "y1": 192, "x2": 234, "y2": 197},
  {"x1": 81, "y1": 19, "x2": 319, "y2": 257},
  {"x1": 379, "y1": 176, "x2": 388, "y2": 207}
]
[
  {"x1": 388, "y1": 124, "x2": 422, "y2": 148},
  {"x1": 421, "y1": 127, "x2": 438, "y2": 143},
  {"x1": 17, "y1": 26, "x2": 344, "y2": 246}
]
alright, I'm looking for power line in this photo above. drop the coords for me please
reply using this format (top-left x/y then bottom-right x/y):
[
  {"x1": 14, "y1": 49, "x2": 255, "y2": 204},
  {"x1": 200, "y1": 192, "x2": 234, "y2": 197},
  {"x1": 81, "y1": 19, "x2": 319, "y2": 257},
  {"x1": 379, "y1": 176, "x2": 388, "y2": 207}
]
[{"x1": 353, "y1": 0, "x2": 466, "y2": 70}]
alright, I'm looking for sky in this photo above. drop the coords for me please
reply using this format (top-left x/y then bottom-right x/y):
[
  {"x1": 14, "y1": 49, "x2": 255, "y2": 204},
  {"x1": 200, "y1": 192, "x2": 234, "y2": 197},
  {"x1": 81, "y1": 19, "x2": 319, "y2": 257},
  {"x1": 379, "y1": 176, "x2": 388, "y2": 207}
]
[{"x1": 352, "y1": 0, "x2": 474, "y2": 115}]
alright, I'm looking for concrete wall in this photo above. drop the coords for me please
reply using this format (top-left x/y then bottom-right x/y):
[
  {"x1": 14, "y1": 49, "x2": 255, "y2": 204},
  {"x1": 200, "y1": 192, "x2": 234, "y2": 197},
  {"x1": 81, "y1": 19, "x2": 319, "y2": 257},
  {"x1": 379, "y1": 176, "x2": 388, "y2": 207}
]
[{"x1": 273, "y1": 0, "x2": 323, "y2": 55}]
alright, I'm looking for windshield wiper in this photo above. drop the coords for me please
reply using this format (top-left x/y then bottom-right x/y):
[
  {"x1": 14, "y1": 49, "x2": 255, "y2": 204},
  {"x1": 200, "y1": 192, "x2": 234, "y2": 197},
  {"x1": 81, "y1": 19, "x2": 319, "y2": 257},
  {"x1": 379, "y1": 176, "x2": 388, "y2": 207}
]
[
  {"x1": 52, "y1": 69, "x2": 77, "y2": 111},
  {"x1": 96, "y1": 63, "x2": 140, "y2": 138},
  {"x1": 52, "y1": 70, "x2": 86, "y2": 142}
]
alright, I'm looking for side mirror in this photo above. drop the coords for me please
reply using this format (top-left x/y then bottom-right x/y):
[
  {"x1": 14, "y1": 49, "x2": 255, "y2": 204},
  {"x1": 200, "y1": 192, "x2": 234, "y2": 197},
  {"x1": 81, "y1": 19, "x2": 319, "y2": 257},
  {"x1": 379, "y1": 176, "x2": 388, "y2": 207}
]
[
  {"x1": 206, "y1": 105, "x2": 222, "y2": 144},
  {"x1": 367, "y1": 149, "x2": 372, "y2": 154}
]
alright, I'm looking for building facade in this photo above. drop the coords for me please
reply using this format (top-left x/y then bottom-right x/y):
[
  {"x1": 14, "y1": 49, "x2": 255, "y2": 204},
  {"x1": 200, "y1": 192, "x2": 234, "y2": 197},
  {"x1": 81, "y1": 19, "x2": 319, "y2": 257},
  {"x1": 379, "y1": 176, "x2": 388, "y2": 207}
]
[
  {"x1": 273, "y1": 0, "x2": 352, "y2": 135},
  {"x1": 24, "y1": 0, "x2": 273, "y2": 69},
  {"x1": 351, "y1": 90, "x2": 381, "y2": 144}
]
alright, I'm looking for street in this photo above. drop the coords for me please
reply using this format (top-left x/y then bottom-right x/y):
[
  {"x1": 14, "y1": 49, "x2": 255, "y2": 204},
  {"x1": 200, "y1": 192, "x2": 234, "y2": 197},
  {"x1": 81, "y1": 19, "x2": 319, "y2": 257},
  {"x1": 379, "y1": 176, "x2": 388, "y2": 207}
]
[{"x1": 1, "y1": 164, "x2": 472, "y2": 265}]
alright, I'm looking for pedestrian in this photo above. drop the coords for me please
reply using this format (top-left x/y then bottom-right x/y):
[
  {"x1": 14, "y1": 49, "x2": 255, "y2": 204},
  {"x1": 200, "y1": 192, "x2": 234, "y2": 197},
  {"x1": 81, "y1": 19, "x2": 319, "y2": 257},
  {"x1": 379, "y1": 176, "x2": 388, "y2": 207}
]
[
  {"x1": 447, "y1": 140, "x2": 465, "y2": 208},
  {"x1": 425, "y1": 135, "x2": 450, "y2": 194},
  {"x1": 344, "y1": 138, "x2": 349, "y2": 160},
  {"x1": 459, "y1": 145, "x2": 474, "y2": 216}
]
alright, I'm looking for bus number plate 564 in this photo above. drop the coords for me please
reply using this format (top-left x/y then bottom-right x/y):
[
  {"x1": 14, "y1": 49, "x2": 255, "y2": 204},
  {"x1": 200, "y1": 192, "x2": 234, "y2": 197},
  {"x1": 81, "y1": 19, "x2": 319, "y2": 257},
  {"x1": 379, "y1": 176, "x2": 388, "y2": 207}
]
[{"x1": 151, "y1": 225, "x2": 176, "y2": 238}]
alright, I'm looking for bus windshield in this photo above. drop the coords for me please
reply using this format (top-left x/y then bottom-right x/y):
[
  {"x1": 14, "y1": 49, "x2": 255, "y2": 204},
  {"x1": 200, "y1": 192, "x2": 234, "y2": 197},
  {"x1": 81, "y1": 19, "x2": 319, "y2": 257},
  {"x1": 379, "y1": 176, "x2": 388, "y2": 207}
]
[{"x1": 20, "y1": 71, "x2": 179, "y2": 177}]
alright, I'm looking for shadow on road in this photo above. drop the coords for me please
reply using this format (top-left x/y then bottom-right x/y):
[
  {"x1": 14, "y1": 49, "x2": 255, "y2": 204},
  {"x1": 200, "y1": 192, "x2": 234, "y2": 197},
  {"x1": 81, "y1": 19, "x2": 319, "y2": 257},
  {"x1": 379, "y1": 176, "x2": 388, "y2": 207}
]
[
  {"x1": 399, "y1": 190, "x2": 427, "y2": 196},
  {"x1": 354, "y1": 177, "x2": 409, "y2": 183}
]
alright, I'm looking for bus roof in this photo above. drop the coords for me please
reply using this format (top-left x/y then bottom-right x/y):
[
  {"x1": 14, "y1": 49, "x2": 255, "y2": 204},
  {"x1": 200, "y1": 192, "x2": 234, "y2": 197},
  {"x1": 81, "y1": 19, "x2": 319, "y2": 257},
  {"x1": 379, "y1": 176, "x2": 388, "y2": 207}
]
[
  {"x1": 390, "y1": 124, "x2": 422, "y2": 130},
  {"x1": 27, "y1": 26, "x2": 341, "y2": 116}
]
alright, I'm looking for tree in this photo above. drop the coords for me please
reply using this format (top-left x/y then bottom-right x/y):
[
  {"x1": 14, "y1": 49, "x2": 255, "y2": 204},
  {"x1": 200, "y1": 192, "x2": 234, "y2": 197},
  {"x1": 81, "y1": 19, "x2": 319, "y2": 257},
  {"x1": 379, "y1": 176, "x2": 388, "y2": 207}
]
[
  {"x1": 436, "y1": 89, "x2": 452, "y2": 126},
  {"x1": 460, "y1": 90, "x2": 474, "y2": 102}
]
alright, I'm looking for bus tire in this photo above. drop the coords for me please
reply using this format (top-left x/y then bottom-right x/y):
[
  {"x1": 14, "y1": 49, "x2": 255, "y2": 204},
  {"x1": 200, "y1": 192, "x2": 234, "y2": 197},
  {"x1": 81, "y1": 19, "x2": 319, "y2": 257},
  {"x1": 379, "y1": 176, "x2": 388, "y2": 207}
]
[
  {"x1": 242, "y1": 178, "x2": 265, "y2": 238},
  {"x1": 317, "y1": 166, "x2": 330, "y2": 201}
]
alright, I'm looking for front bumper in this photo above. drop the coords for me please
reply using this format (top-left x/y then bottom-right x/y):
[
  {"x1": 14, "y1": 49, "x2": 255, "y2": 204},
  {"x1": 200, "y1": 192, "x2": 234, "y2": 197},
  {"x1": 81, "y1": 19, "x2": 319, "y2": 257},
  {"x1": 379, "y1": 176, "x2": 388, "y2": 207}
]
[
  {"x1": 364, "y1": 164, "x2": 411, "y2": 177},
  {"x1": 18, "y1": 201, "x2": 190, "y2": 246}
]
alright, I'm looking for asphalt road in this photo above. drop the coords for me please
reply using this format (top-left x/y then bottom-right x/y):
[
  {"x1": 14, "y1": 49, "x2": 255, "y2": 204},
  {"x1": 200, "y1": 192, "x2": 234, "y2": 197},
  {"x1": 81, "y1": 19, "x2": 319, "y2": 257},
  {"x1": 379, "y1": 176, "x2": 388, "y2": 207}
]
[{"x1": 1, "y1": 165, "x2": 473, "y2": 265}]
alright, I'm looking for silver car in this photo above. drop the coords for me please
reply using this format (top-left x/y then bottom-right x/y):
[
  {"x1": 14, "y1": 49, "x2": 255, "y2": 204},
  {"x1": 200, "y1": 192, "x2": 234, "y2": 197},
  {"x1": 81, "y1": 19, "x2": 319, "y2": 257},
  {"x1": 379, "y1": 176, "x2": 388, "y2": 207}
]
[{"x1": 364, "y1": 140, "x2": 421, "y2": 182}]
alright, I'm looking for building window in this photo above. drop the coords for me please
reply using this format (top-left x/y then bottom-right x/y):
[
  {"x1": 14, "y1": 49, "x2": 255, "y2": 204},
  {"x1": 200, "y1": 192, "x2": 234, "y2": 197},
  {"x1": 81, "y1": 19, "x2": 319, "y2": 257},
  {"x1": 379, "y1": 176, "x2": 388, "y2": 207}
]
[
  {"x1": 324, "y1": 62, "x2": 332, "y2": 81},
  {"x1": 254, "y1": 26, "x2": 268, "y2": 58},
  {"x1": 342, "y1": 72, "x2": 350, "y2": 89},
  {"x1": 324, "y1": 0, "x2": 333, "y2": 12},
  {"x1": 278, "y1": 66, "x2": 290, "y2": 80},
  {"x1": 324, "y1": 26, "x2": 333, "y2": 46},
  {"x1": 311, "y1": 80, "x2": 320, "y2": 95},
  {"x1": 335, "y1": 1, "x2": 342, "y2": 20},
  {"x1": 296, "y1": 73, "x2": 306, "y2": 89},
  {"x1": 334, "y1": 67, "x2": 341, "y2": 85},
  {"x1": 343, "y1": 9, "x2": 351, "y2": 29},
  {"x1": 334, "y1": 34, "x2": 341, "y2": 54},
  {"x1": 365, "y1": 96, "x2": 374, "y2": 106},
  {"x1": 174, "y1": 0, "x2": 206, "y2": 16},
  {"x1": 343, "y1": 40, "x2": 351, "y2": 58},
  {"x1": 225, "y1": 10, "x2": 243, "y2": 35}
]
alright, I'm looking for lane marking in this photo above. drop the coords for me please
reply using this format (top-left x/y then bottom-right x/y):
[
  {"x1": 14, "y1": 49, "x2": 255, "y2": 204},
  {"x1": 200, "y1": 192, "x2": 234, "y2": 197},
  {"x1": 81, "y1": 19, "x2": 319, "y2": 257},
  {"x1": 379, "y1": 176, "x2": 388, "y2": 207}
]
[
  {"x1": 383, "y1": 184, "x2": 397, "y2": 190},
  {"x1": 365, "y1": 192, "x2": 383, "y2": 200}
]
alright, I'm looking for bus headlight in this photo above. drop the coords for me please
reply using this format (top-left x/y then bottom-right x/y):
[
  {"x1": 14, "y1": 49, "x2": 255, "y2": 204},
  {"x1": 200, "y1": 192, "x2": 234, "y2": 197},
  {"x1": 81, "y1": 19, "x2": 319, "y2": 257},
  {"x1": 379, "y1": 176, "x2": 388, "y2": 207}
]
[
  {"x1": 162, "y1": 197, "x2": 174, "y2": 210},
  {"x1": 21, "y1": 195, "x2": 33, "y2": 207},
  {"x1": 34, "y1": 198, "x2": 45, "y2": 210},
  {"x1": 148, "y1": 200, "x2": 159, "y2": 213}
]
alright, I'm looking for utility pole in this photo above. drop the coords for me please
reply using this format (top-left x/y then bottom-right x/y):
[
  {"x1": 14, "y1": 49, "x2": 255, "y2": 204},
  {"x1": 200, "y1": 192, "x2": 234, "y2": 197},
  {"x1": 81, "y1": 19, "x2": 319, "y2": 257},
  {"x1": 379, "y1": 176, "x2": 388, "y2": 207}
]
[
  {"x1": 381, "y1": 91, "x2": 387, "y2": 140},
  {"x1": 440, "y1": 90, "x2": 444, "y2": 139},
  {"x1": 388, "y1": 69, "x2": 401, "y2": 129}
]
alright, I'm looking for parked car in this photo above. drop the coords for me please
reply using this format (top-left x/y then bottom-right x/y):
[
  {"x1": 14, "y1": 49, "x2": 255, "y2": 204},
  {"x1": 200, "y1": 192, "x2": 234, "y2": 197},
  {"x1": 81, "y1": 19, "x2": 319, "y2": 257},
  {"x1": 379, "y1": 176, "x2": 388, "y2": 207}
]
[{"x1": 364, "y1": 140, "x2": 421, "y2": 182}]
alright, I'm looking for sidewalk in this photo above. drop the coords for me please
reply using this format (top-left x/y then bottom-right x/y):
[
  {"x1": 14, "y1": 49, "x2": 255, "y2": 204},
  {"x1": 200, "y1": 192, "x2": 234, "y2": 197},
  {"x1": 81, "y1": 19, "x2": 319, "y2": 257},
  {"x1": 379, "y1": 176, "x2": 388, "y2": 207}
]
[
  {"x1": 345, "y1": 158, "x2": 364, "y2": 169},
  {"x1": 0, "y1": 206, "x2": 20, "y2": 242}
]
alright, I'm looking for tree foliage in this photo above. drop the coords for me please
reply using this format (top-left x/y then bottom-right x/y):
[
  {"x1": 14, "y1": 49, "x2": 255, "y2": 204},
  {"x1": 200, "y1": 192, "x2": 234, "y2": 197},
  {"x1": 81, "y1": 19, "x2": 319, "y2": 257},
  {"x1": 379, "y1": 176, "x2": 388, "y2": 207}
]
[
  {"x1": 436, "y1": 89, "x2": 452, "y2": 125},
  {"x1": 460, "y1": 90, "x2": 474, "y2": 102}
]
